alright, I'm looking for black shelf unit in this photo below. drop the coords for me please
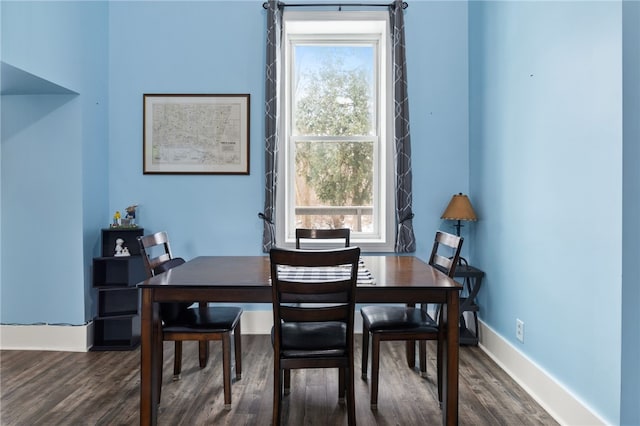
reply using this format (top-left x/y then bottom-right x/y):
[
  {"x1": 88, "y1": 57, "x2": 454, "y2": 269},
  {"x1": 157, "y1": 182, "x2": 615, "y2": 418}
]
[{"x1": 92, "y1": 228, "x2": 145, "y2": 351}]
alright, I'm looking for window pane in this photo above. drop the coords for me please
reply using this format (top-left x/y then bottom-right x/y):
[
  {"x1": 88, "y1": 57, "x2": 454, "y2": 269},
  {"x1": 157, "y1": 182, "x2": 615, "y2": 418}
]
[
  {"x1": 293, "y1": 45, "x2": 375, "y2": 137},
  {"x1": 280, "y1": 12, "x2": 393, "y2": 250},
  {"x1": 294, "y1": 140, "x2": 374, "y2": 231}
]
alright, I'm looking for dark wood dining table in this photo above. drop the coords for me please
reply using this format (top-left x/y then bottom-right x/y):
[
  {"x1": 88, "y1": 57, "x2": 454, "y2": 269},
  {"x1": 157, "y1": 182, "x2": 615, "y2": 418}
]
[{"x1": 137, "y1": 255, "x2": 462, "y2": 426}]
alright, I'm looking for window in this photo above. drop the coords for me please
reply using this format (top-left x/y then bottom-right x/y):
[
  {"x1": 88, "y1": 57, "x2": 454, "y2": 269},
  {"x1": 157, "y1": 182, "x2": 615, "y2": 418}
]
[{"x1": 277, "y1": 11, "x2": 394, "y2": 251}]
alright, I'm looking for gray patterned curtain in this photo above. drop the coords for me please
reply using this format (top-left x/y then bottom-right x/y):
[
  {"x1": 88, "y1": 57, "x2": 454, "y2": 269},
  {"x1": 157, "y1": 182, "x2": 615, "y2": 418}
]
[
  {"x1": 390, "y1": 0, "x2": 416, "y2": 252},
  {"x1": 260, "y1": 0, "x2": 282, "y2": 252}
]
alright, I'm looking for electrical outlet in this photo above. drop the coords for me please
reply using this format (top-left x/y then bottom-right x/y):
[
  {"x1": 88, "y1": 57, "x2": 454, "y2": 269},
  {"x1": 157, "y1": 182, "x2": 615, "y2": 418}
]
[{"x1": 516, "y1": 319, "x2": 524, "y2": 343}]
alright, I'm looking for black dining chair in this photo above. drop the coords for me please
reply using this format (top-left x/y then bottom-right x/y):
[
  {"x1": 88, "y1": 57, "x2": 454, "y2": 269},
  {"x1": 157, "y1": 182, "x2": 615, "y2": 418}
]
[
  {"x1": 295, "y1": 228, "x2": 350, "y2": 249},
  {"x1": 360, "y1": 230, "x2": 463, "y2": 409},
  {"x1": 137, "y1": 231, "x2": 243, "y2": 409},
  {"x1": 270, "y1": 246, "x2": 360, "y2": 426}
]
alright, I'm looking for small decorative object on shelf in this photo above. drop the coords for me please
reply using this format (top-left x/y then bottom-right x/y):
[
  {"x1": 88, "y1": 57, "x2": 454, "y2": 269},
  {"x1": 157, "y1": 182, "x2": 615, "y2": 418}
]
[
  {"x1": 124, "y1": 204, "x2": 138, "y2": 226},
  {"x1": 114, "y1": 238, "x2": 131, "y2": 257},
  {"x1": 110, "y1": 204, "x2": 139, "y2": 228}
]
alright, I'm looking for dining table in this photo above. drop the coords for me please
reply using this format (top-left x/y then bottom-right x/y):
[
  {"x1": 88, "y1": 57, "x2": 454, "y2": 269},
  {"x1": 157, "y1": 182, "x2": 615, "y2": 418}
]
[{"x1": 137, "y1": 255, "x2": 462, "y2": 426}]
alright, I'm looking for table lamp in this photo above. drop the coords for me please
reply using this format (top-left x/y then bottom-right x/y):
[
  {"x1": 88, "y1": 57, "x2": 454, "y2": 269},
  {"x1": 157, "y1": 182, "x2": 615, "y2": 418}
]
[{"x1": 441, "y1": 193, "x2": 477, "y2": 237}]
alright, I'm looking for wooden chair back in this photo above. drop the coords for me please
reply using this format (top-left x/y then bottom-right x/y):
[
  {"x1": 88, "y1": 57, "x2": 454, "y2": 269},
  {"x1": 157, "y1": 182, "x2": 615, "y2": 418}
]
[
  {"x1": 137, "y1": 231, "x2": 190, "y2": 323},
  {"x1": 428, "y1": 231, "x2": 463, "y2": 278},
  {"x1": 270, "y1": 246, "x2": 360, "y2": 327},
  {"x1": 137, "y1": 231, "x2": 174, "y2": 278},
  {"x1": 295, "y1": 228, "x2": 351, "y2": 249}
]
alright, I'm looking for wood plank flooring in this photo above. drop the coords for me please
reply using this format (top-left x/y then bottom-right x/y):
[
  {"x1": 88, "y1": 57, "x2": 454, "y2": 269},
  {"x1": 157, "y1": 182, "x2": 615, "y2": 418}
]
[{"x1": 0, "y1": 335, "x2": 557, "y2": 425}]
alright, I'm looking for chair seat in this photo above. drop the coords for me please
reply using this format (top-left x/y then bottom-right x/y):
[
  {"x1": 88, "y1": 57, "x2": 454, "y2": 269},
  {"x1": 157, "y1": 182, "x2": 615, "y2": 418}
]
[
  {"x1": 164, "y1": 306, "x2": 243, "y2": 332},
  {"x1": 361, "y1": 305, "x2": 438, "y2": 332},
  {"x1": 271, "y1": 321, "x2": 347, "y2": 357}
]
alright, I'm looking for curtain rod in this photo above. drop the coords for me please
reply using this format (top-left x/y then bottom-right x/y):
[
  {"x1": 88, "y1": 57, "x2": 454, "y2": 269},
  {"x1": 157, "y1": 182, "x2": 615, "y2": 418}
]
[{"x1": 262, "y1": 2, "x2": 408, "y2": 10}]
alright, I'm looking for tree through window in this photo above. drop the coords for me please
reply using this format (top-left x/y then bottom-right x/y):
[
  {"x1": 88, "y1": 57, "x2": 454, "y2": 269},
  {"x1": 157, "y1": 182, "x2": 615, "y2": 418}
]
[
  {"x1": 278, "y1": 12, "x2": 394, "y2": 251},
  {"x1": 294, "y1": 45, "x2": 374, "y2": 231}
]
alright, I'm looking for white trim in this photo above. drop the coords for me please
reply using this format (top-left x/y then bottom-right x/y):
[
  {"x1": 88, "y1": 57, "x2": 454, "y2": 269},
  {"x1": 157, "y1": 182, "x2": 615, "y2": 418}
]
[
  {"x1": 0, "y1": 311, "x2": 365, "y2": 350},
  {"x1": 0, "y1": 323, "x2": 93, "y2": 352},
  {"x1": 477, "y1": 320, "x2": 607, "y2": 426},
  {"x1": 277, "y1": 11, "x2": 395, "y2": 253},
  {"x1": 239, "y1": 310, "x2": 274, "y2": 335}
]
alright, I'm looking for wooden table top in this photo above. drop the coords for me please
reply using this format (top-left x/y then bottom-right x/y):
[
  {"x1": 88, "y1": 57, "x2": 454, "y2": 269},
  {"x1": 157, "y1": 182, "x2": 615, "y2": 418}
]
[{"x1": 138, "y1": 255, "x2": 462, "y2": 304}]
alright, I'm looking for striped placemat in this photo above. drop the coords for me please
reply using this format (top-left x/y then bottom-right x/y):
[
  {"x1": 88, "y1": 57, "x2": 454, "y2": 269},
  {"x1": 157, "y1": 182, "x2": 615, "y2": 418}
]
[{"x1": 276, "y1": 259, "x2": 375, "y2": 285}]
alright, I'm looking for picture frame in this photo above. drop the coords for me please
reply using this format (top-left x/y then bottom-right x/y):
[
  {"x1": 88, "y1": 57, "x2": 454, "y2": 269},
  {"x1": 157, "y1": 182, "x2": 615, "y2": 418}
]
[{"x1": 143, "y1": 94, "x2": 250, "y2": 174}]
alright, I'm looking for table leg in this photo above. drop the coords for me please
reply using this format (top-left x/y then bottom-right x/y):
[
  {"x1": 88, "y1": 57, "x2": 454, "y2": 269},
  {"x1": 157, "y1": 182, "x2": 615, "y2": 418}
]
[
  {"x1": 140, "y1": 288, "x2": 159, "y2": 425},
  {"x1": 442, "y1": 291, "x2": 459, "y2": 425}
]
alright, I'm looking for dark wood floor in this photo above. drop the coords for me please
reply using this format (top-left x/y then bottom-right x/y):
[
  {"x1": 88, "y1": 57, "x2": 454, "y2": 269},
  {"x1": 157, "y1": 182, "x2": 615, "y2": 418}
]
[{"x1": 0, "y1": 335, "x2": 557, "y2": 425}]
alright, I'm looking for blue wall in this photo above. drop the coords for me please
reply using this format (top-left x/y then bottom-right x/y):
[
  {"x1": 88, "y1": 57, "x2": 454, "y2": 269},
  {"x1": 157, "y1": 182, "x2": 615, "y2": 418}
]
[
  {"x1": 1, "y1": 1, "x2": 637, "y2": 424},
  {"x1": 469, "y1": 1, "x2": 631, "y2": 424},
  {"x1": 1, "y1": 0, "x2": 469, "y2": 315},
  {"x1": 107, "y1": 1, "x2": 267, "y2": 259},
  {"x1": 1, "y1": 1, "x2": 108, "y2": 324},
  {"x1": 621, "y1": 2, "x2": 640, "y2": 424},
  {"x1": 106, "y1": 1, "x2": 469, "y2": 263}
]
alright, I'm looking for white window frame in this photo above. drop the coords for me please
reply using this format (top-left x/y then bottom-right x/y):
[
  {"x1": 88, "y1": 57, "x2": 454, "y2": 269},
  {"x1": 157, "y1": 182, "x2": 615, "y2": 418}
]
[{"x1": 276, "y1": 11, "x2": 395, "y2": 252}]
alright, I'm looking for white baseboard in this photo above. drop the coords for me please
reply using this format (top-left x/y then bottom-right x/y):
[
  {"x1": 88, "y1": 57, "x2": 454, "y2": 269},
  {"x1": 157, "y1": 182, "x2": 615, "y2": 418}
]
[
  {"x1": 0, "y1": 323, "x2": 93, "y2": 352},
  {"x1": 477, "y1": 320, "x2": 606, "y2": 426},
  {"x1": 241, "y1": 310, "x2": 273, "y2": 334},
  {"x1": 0, "y1": 311, "x2": 361, "y2": 350}
]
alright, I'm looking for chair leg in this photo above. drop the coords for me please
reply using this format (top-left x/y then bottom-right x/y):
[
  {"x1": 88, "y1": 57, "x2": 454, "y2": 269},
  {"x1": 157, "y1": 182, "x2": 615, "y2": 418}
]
[
  {"x1": 473, "y1": 311, "x2": 479, "y2": 340},
  {"x1": 222, "y1": 333, "x2": 232, "y2": 409},
  {"x1": 406, "y1": 303, "x2": 417, "y2": 369},
  {"x1": 361, "y1": 324, "x2": 370, "y2": 380},
  {"x1": 156, "y1": 325, "x2": 164, "y2": 404},
  {"x1": 406, "y1": 339, "x2": 416, "y2": 368},
  {"x1": 370, "y1": 333, "x2": 381, "y2": 409},
  {"x1": 284, "y1": 369, "x2": 291, "y2": 395},
  {"x1": 273, "y1": 360, "x2": 282, "y2": 426},
  {"x1": 338, "y1": 368, "x2": 345, "y2": 403},
  {"x1": 173, "y1": 341, "x2": 182, "y2": 380},
  {"x1": 347, "y1": 365, "x2": 356, "y2": 426},
  {"x1": 419, "y1": 340, "x2": 427, "y2": 377},
  {"x1": 436, "y1": 337, "x2": 443, "y2": 403},
  {"x1": 234, "y1": 321, "x2": 242, "y2": 380},
  {"x1": 198, "y1": 340, "x2": 209, "y2": 368}
]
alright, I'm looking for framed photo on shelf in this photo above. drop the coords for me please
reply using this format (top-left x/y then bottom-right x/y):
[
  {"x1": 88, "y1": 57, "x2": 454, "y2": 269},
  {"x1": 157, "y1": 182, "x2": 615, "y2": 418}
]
[{"x1": 143, "y1": 93, "x2": 250, "y2": 174}]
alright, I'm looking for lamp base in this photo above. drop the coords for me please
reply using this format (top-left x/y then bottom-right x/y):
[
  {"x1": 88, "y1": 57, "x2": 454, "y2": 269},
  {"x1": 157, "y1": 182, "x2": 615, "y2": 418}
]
[{"x1": 454, "y1": 220, "x2": 463, "y2": 237}]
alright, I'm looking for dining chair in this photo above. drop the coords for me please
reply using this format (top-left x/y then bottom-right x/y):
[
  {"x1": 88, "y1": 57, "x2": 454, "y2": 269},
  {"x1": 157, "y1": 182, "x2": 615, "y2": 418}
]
[
  {"x1": 137, "y1": 231, "x2": 243, "y2": 409},
  {"x1": 295, "y1": 228, "x2": 350, "y2": 249},
  {"x1": 270, "y1": 246, "x2": 360, "y2": 426},
  {"x1": 360, "y1": 230, "x2": 463, "y2": 409},
  {"x1": 292, "y1": 227, "x2": 352, "y2": 389}
]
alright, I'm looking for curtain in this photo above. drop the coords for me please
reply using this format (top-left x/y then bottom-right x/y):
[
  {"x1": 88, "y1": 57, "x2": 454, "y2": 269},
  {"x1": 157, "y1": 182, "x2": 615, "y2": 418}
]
[
  {"x1": 260, "y1": 0, "x2": 282, "y2": 252},
  {"x1": 390, "y1": 0, "x2": 416, "y2": 253}
]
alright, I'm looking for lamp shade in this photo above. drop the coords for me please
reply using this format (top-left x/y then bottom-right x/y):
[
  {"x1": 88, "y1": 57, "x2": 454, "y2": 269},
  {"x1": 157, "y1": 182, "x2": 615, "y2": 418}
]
[{"x1": 441, "y1": 193, "x2": 477, "y2": 221}]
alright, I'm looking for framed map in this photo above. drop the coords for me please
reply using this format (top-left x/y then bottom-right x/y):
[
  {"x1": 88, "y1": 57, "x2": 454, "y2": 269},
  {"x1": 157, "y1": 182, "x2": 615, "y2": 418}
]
[{"x1": 143, "y1": 94, "x2": 250, "y2": 174}]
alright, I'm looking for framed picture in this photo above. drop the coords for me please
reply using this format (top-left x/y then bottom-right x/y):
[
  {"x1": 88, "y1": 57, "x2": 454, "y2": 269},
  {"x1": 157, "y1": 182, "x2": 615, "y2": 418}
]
[{"x1": 143, "y1": 94, "x2": 250, "y2": 174}]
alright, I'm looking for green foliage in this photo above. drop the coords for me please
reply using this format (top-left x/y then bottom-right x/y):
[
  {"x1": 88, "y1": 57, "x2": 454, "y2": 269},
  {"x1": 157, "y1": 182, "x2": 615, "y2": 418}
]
[
  {"x1": 294, "y1": 52, "x2": 374, "y2": 214},
  {"x1": 296, "y1": 141, "x2": 373, "y2": 206},
  {"x1": 295, "y1": 56, "x2": 372, "y2": 136}
]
